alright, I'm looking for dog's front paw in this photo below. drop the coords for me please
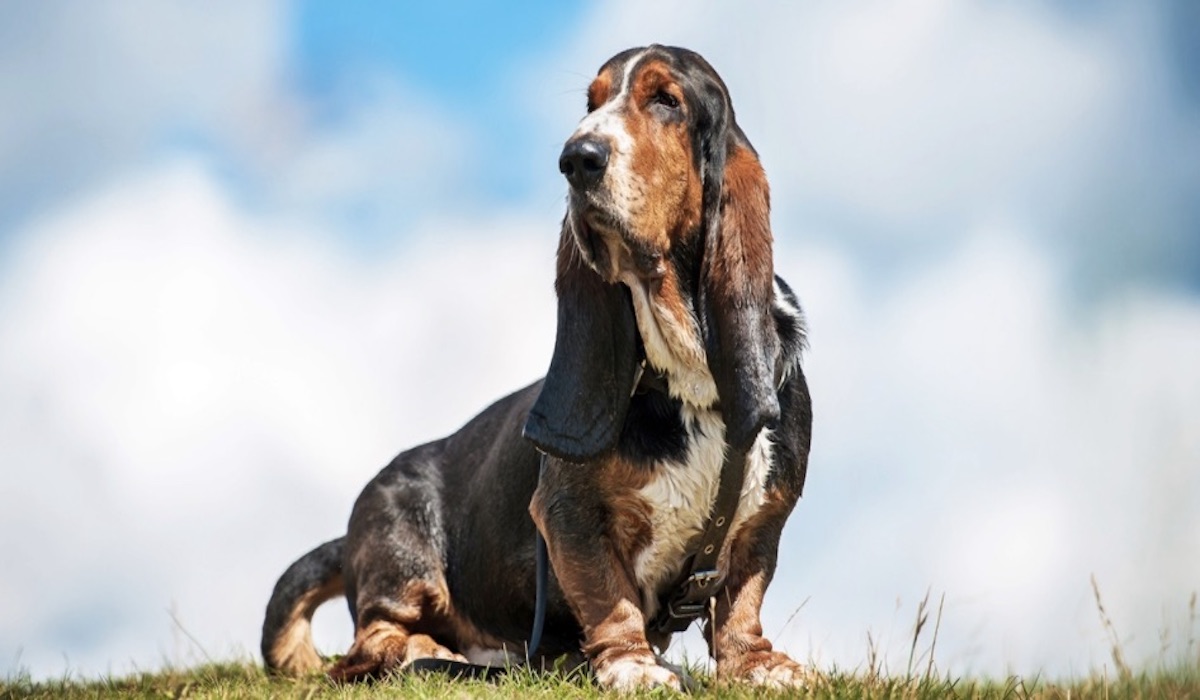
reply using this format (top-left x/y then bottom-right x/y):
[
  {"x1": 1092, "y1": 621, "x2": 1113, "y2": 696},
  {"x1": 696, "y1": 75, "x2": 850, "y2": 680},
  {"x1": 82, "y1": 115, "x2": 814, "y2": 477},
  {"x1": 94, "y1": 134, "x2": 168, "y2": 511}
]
[
  {"x1": 595, "y1": 654, "x2": 682, "y2": 692},
  {"x1": 724, "y1": 651, "x2": 807, "y2": 689}
]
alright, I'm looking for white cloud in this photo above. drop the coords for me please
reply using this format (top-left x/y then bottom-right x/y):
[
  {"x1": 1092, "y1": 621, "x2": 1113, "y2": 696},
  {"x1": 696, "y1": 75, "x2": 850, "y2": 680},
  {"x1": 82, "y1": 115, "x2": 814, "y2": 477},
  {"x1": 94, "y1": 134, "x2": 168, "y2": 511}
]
[
  {"x1": 0, "y1": 2, "x2": 471, "y2": 244},
  {"x1": 531, "y1": 1, "x2": 1196, "y2": 285},
  {"x1": 0, "y1": 161, "x2": 559, "y2": 677},
  {"x1": 2, "y1": 0, "x2": 1198, "y2": 685},
  {"x1": 0, "y1": 2, "x2": 288, "y2": 204},
  {"x1": 754, "y1": 233, "x2": 1200, "y2": 677},
  {"x1": 261, "y1": 74, "x2": 474, "y2": 240}
]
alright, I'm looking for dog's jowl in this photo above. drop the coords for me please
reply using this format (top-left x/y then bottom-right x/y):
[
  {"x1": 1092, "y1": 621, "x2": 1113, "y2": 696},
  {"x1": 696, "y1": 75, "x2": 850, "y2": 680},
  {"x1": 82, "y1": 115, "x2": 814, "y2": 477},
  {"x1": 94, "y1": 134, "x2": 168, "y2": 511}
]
[{"x1": 262, "y1": 45, "x2": 812, "y2": 692}]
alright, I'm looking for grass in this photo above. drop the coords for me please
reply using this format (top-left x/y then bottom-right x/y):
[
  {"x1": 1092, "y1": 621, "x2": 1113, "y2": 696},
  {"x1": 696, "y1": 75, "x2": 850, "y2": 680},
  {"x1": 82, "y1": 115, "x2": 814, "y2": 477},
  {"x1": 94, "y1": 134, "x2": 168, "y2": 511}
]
[
  {"x1": 3, "y1": 659, "x2": 1199, "y2": 700},
  {"x1": 5, "y1": 587, "x2": 1198, "y2": 699}
]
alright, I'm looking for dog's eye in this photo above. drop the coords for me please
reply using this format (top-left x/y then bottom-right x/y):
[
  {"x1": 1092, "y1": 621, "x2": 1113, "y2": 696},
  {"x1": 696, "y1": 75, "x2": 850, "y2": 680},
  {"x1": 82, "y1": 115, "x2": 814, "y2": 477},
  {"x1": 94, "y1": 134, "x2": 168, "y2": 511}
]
[{"x1": 652, "y1": 89, "x2": 680, "y2": 110}]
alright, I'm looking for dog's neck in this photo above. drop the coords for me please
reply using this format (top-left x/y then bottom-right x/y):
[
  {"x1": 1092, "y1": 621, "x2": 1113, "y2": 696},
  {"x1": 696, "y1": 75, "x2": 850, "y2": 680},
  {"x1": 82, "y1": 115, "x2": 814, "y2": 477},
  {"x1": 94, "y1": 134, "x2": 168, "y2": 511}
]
[
  {"x1": 585, "y1": 221, "x2": 720, "y2": 410},
  {"x1": 618, "y1": 268, "x2": 718, "y2": 410}
]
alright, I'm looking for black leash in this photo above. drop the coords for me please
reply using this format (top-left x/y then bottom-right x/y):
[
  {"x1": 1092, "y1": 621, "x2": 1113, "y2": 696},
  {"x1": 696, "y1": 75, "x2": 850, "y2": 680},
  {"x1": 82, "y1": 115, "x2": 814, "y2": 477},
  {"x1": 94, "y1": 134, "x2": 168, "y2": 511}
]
[
  {"x1": 528, "y1": 453, "x2": 550, "y2": 659},
  {"x1": 408, "y1": 455, "x2": 550, "y2": 682}
]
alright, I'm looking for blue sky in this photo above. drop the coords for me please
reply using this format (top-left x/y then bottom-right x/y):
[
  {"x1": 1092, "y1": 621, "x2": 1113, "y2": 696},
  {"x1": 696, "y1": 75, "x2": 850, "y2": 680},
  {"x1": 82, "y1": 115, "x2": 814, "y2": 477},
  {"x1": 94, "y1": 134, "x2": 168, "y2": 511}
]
[
  {"x1": 291, "y1": 1, "x2": 590, "y2": 209},
  {"x1": 1, "y1": 0, "x2": 1198, "y2": 683},
  {"x1": 294, "y1": 1, "x2": 585, "y2": 103}
]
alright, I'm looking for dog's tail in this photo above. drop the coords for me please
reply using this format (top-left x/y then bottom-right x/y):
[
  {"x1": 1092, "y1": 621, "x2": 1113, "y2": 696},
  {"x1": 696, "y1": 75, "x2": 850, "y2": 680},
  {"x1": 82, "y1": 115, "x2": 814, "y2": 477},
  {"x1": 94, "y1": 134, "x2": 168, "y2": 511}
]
[{"x1": 261, "y1": 537, "x2": 345, "y2": 675}]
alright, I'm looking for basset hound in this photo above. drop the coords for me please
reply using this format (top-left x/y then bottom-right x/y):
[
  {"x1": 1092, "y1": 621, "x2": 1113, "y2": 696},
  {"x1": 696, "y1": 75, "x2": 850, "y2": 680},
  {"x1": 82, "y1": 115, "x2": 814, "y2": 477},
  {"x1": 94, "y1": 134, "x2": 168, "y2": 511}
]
[{"x1": 261, "y1": 45, "x2": 812, "y2": 691}]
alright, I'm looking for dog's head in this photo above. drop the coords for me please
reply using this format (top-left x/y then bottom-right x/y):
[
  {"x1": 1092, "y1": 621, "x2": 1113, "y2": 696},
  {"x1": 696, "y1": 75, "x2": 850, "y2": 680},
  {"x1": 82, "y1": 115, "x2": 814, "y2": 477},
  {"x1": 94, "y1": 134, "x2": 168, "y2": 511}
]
[{"x1": 525, "y1": 45, "x2": 779, "y2": 462}]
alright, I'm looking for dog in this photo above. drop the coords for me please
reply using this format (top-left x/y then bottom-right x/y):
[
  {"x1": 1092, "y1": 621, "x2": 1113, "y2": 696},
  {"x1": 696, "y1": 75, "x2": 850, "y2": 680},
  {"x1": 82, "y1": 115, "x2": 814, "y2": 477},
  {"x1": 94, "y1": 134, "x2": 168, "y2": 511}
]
[{"x1": 261, "y1": 45, "x2": 812, "y2": 691}]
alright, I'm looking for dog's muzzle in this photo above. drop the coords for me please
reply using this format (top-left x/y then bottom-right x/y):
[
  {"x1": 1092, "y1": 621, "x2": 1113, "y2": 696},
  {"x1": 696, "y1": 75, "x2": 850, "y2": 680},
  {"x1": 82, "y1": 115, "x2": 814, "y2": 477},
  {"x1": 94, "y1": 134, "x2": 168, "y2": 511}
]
[{"x1": 559, "y1": 137, "x2": 610, "y2": 191}]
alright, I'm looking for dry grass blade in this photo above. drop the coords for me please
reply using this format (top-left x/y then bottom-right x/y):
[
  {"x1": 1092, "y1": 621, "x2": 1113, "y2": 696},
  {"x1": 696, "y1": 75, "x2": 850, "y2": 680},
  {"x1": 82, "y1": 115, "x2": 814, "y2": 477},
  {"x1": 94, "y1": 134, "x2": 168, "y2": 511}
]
[
  {"x1": 1090, "y1": 573, "x2": 1131, "y2": 680},
  {"x1": 774, "y1": 595, "x2": 810, "y2": 640},
  {"x1": 866, "y1": 629, "x2": 882, "y2": 680},
  {"x1": 167, "y1": 608, "x2": 212, "y2": 666},
  {"x1": 907, "y1": 588, "x2": 931, "y2": 681},
  {"x1": 1189, "y1": 591, "x2": 1197, "y2": 666},
  {"x1": 924, "y1": 592, "x2": 945, "y2": 683}
]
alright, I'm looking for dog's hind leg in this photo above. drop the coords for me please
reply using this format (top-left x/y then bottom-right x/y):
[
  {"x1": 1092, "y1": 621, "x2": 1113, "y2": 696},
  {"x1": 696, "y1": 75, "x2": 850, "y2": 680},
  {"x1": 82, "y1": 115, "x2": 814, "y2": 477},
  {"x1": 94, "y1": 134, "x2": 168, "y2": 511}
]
[
  {"x1": 328, "y1": 458, "x2": 470, "y2": 682},
  {"x1": 328, "y1": 579, "x2": 468, "y2": 682}
]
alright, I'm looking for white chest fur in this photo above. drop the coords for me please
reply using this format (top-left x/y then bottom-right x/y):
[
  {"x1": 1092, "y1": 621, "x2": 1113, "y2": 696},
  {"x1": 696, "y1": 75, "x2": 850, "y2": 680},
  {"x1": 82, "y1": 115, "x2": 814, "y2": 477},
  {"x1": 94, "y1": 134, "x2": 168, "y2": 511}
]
[
  {"x1": 632, "y1": 407, "x2": 775, "y2": 615},
  {"x1": 620, "y1": 274, "x2": 719, "y2": 408}
]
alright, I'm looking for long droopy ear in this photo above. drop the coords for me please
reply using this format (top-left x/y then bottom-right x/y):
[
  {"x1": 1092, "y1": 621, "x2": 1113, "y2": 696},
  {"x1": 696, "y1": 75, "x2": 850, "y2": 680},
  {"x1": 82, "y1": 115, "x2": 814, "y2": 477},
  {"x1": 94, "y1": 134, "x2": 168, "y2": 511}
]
[
  {"x1": 699, "y1": 138, "x2": 780, "y2": 451},
  {"x1": 523, "y1": 223, "x2": 639, "y2": 462}
]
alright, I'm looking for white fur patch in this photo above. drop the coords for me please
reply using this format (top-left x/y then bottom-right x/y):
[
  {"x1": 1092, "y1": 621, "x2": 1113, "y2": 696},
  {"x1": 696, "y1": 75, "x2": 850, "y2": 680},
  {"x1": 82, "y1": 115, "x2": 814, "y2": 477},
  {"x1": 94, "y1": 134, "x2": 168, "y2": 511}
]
[
  {"x1": 772, "y1": 277, "x2": 805, "y2": 388},
  {"x1": 622, "y1": 274, "x2": 718, "y2": 408},
  {"x1": 633, "y1": 408, "x2": 724, "y2": 607},
  {"x1": 772, "y1": 278, "x2": 801, "y2": 320},
  {"x1": 733, "y1": 427, "x2": 774, "y2": 533},
  {"x1": 633, "y1": 406, "x2": 775, "y2": 615},
  {"x1": 568, "y1": 50, "x2": 647, "y2": 225},
  {"x1": 745, "y1": 656, "x2": 808, "y2": 688},
  {"x1": 595, "y1": 656, "x2": 681, "y2": 692}
]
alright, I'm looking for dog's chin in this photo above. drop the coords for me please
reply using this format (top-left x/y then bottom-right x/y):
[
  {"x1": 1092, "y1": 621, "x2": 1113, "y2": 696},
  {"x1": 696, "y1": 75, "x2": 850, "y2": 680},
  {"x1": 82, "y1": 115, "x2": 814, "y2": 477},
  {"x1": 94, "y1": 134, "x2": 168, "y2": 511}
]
[
  {"x1": 570, "y1": 207, "x2": 667, "y2": 286},
  {"x1": 568, "y1": 208, "x2": 621, "y2": 283}
]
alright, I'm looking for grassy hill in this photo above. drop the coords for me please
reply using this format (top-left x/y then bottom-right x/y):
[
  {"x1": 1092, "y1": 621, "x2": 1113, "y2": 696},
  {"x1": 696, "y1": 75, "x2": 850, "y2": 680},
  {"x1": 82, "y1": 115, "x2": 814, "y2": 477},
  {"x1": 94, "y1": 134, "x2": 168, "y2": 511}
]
[
  {"x1": 6, "y1": 588, "x2": 1197, "y2": 698},
  {"x1": 4, "y1": 660, "x2": 1199, "y2": 699}
]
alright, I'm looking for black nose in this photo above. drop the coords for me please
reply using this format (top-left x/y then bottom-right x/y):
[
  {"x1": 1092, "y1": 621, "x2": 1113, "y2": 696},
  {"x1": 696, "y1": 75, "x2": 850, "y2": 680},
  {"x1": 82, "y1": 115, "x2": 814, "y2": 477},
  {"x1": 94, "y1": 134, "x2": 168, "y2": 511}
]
[{"x1": 559, "y1": 138, "x2": 609, "y2": 190}]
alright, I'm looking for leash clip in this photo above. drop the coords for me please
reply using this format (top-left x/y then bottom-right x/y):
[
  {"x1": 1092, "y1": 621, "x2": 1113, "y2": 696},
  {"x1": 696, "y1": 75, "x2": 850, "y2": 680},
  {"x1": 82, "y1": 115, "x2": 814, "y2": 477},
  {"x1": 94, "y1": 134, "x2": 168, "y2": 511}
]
[
  {"x1": 651, "y1": 568, "x2": 723, "y2": 634},
  {"x1": 683, "y1": 568, "x2": 721, "y2": 592}
]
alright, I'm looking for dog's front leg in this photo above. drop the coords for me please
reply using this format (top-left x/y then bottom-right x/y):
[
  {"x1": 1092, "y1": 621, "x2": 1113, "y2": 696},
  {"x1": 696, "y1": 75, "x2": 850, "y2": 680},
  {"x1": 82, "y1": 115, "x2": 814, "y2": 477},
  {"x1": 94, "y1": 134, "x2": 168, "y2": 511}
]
[
  {"x1": 706, "y1": 500, "x2": 807, "y2": 689},
  {"x1": 530, "y1": 471, "x2": 681, "y2": 692}
]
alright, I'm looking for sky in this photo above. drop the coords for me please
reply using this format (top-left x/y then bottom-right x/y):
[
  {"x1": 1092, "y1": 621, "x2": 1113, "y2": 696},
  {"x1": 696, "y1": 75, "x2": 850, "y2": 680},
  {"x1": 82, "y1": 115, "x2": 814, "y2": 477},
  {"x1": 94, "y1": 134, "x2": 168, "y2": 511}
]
[{"x1": 1, "y1": 0, "x2": 1198, "y2": 682}]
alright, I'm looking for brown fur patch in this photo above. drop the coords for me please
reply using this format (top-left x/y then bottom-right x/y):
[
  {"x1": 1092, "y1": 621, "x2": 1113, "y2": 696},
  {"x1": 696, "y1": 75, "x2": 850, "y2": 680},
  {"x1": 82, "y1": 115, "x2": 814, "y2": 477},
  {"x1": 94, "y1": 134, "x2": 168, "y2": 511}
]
[
  {"x1": 587, "y1": 69, "x2": 613, "y2": 112},
  {"x1": 623, "y1": 59, "x2": 703, "y2": 252},
  {"x1": 266, "y1": 572, "x2": 344, "y2": 675},
  {"x1": 602, "y1": 486, "x2": 656, "y2": 585},
  {"x1": 329, "y1": 576, "x2": 504, "y2": 682},
  {"x1": 596, "y1": 454, "x2": 656, "y2": 492},
  {"x1": 709, "y1": 144, "x2": 773, "y2": 305},
  {"x1": 329, "y1": 618, "x2": 414, "y2": 682},
  {"x1": 582, "y1": 598, "x2": 660, "y2": 672}
]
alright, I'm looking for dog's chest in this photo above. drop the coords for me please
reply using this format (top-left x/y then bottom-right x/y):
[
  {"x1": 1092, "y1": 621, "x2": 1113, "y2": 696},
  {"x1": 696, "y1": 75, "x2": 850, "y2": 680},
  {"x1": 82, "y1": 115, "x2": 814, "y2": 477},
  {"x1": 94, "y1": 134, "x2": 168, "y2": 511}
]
[{"x1": 631, "y1": 408, "x2": 774, "y2": 612}]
